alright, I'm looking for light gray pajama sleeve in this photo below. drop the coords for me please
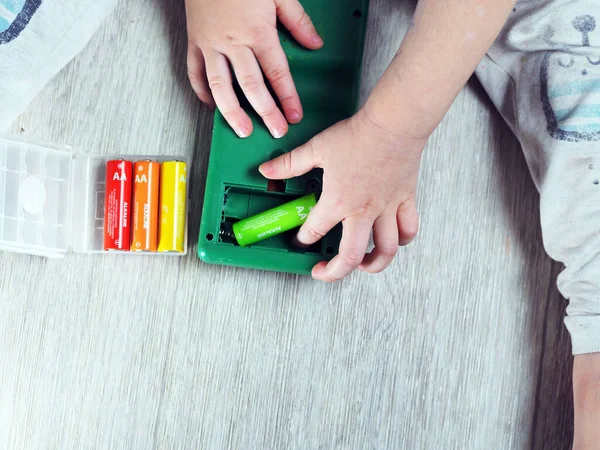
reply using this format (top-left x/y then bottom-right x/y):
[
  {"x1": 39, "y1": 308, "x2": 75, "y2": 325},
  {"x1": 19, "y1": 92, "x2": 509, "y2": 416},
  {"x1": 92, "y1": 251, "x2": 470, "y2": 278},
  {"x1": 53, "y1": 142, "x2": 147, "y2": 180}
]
[
  {"x1": 0, "y1": 0, "x2": 118, "y2": 131},
  {"x1": 476, "y1": 0, "x2": 600, "y2": 354}
]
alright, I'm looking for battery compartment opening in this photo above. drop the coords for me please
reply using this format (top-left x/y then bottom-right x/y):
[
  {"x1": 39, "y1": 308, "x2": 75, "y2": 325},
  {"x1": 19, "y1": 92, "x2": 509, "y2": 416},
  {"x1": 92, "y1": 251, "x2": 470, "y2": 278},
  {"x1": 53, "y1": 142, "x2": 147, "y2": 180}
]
[{"x1": 218, "y1": 185, "x2": 325, "y2": 255}]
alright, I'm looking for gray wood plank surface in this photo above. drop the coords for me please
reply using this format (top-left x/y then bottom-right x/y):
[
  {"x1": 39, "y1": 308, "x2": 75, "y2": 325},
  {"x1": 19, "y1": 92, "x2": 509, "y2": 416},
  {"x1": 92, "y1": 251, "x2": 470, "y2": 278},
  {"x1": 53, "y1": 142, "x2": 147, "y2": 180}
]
[{"x1": 0, "y1": 0, "x2": 573, "y2": 448}]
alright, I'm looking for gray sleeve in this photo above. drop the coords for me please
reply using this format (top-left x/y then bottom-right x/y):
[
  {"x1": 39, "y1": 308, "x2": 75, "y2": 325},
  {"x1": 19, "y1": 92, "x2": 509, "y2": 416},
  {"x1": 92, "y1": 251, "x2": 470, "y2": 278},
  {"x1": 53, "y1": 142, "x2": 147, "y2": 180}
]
[
  {"x1": 0, "y1": 0, "x2": 118, "y2": 131},
  {"x1": 475, "y1": 2, "x2": 600, "y2": 355},
  {"x1": 543, "y1": 176, "x2": 600, "y2": 355}
]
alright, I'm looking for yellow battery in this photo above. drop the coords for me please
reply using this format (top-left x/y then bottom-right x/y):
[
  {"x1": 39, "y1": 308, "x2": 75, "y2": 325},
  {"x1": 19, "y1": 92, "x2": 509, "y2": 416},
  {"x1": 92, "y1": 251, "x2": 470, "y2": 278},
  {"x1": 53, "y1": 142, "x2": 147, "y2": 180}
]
[{"x1": 157, "y1": 161, "x2": 187, "y2": 253}]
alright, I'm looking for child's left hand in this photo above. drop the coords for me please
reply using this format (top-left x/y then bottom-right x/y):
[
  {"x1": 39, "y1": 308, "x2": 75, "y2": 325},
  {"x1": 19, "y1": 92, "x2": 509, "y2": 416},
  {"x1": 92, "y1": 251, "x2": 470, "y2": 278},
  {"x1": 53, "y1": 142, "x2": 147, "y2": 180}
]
[{"x1": 184, "y1": 0, "x2": 323, "y2": 139}]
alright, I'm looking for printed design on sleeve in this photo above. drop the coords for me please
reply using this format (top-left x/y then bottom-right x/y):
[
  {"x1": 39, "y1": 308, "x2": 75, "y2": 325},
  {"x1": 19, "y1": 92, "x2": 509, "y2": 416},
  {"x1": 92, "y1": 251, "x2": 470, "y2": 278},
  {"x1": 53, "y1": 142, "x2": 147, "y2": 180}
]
[
  {"x1": 541, "y1": 15, "x2": 600, "y2": 142},
  {"x1": 0, "y1": 0, "x2": 42, "y2": 45}
]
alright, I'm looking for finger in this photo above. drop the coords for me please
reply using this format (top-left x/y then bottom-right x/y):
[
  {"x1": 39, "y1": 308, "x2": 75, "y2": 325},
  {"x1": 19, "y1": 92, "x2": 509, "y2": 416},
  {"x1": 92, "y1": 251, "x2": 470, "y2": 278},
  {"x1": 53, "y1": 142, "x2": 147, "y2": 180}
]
[
  {"x1": 254, "y1": 38, "x2": 302, "y2": 124},
  {"x1": 259, "y1": 139, "x2": 317, "y2": 179},
  {"x1": 296, "y1": 197, "x2": 342, "y2": 246},
  {"x1": 229, "y1": 46, "x2": 288, "y2": 139},
  {"x1": 204, "y1": 50, "x2": 253, "y2": 138},
  {"x1": 275, "y1": 0, "x2": 323, "y2": 49},
  {"x1": 397, "y1": 199, "x2": 419, "y2": 246},
  {"x1": 359, "y1": 213, "x2": 399, "y2": 273},
  {"x1": 313, "y1": 217, "x2": 373, "y2": 282},
  {"x1": 186, "y1": 44, "x2": 215, "y2": 107}
]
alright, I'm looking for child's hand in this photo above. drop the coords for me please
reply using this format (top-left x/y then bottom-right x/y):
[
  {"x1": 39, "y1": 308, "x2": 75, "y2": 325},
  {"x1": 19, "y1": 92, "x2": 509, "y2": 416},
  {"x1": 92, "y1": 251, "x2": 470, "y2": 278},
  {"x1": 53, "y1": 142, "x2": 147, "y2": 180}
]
[
  {"x1": 257, "y1": 0, "x2": 516, "y2": 281},
  {"x1": 259, "y1": 108, "x2": 425, "y2": 281},
  {"x1": 184, "y1": 0, "x2": 323, "y2": 139}
]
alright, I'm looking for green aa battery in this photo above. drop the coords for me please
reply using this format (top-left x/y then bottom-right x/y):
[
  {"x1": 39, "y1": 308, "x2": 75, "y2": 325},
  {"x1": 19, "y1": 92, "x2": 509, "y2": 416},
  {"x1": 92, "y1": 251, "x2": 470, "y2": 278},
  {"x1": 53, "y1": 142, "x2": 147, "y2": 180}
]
[{"x1": 232, "y1": 193, "x2": 317, "y2": 247}]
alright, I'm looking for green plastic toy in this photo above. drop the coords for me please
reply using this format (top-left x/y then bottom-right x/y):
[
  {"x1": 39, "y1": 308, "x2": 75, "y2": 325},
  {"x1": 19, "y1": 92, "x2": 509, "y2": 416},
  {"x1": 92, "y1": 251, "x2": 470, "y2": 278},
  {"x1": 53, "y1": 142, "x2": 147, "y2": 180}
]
[{"x1": 198, "y1": 0, "x2": 369, "y2": 275}]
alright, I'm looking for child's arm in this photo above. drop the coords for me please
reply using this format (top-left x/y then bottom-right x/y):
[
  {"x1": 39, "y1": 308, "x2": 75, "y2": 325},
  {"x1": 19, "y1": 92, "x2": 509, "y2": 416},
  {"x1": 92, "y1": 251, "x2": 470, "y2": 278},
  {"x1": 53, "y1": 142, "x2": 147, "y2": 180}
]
[
  {"x1": 260, "y1": 0, "x2": 517, "y2": 281},
  {"x1": 184, "y1": 0, "x2": 322, "y2": 139},
  {"x1": 573, "y1": 354, "x2": 600, "y2": 449}
]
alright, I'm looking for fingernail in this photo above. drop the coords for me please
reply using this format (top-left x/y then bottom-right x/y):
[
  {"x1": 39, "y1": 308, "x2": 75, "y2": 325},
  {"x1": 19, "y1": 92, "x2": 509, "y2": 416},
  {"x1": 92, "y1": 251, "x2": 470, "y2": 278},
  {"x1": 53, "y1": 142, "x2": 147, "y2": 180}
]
[
  {"x1": 259, "y1": 161, "x2": 273, "y2": 175},
  {"x1": 271, "y1": 127, "x2": 286, "y2": 139},
  {"x1": 235, "y1": 127, "x2": 250, "y2": 138},
  {"x1": 289, "y1": 110, "x2": 302, "y2": 123},
  {"x1": 312, "y1": 35, "x2": 323, "y2": 46},
  {"x1": 311, "y1": 265, "x2": 327, "y2": 280},
  {"x1": 296, "y1": 229, "x2": 310, "y2": 245},
  {"x1": 292, "y1": 235, "x2": 310, "y2": 248}
]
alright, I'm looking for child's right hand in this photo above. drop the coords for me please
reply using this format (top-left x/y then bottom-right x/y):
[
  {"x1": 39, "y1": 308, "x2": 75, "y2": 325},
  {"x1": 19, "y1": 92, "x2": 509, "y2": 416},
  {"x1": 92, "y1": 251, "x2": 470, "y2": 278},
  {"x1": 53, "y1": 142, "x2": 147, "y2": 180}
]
[
  {"x1": 259, "y1": 107, "x2": 424, "y2": 282},
  {"x1": 184, "y1": 0, "x2": 323, "y2": 139}
]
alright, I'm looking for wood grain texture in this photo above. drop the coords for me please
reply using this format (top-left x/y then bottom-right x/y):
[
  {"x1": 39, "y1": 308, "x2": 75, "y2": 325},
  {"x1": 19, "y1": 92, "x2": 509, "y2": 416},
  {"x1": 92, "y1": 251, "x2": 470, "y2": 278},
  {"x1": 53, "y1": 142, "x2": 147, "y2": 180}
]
[{"x1": 0, "y1": 0, "x2": 573, "y2": 448}]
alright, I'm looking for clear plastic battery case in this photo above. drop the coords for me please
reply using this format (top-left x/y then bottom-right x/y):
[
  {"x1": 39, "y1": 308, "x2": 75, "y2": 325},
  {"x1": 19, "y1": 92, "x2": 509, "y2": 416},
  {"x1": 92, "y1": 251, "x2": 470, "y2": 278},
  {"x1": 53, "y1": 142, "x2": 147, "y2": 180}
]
[{"x1": 0, "y1": 134, "x2": 190, "y2": 258}]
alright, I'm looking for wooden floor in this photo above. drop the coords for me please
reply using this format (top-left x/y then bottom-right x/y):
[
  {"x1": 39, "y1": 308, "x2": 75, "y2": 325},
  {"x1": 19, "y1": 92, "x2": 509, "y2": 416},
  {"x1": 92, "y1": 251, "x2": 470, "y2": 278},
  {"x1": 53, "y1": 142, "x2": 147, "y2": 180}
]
[{"x1": 0, "y1": 0, "x2": 575, "y2": 448}]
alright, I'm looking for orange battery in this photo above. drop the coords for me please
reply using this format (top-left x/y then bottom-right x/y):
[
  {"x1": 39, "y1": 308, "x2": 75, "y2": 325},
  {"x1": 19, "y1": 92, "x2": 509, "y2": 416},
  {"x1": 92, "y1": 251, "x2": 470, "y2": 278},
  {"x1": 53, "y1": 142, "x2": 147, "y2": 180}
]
[{"x1": 131, "y1": 160, "x2": 160, "y2": 252}]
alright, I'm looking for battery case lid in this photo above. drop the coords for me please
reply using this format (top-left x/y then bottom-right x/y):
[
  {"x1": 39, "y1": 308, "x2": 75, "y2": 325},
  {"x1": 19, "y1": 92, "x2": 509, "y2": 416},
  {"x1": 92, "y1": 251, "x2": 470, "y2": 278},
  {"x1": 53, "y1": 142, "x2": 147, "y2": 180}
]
[{"x1": 0, "y1": 134, "x2": 73, "y2": 258}]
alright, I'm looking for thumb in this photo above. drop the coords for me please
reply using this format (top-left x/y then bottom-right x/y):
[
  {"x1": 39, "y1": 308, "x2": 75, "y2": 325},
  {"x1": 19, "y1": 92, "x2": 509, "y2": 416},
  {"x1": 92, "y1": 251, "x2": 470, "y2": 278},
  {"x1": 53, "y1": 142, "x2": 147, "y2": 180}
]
[
  {"x1": 274, "y1": 0, "x2": 323, "y2": 49},
  {"x1": 259, "y1": 140, "x2": 317, "y2": 180}
]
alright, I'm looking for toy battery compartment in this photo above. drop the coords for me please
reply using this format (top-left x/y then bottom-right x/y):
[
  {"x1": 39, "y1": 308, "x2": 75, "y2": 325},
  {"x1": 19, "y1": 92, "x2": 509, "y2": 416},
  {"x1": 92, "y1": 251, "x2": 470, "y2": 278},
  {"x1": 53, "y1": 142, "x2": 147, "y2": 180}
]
[
  {"x1": 0, "y1": 135, "x2": 190, "y2": 258},
  {"x1": 199, "y1": 0, "x2": 369, "y2": 275}
]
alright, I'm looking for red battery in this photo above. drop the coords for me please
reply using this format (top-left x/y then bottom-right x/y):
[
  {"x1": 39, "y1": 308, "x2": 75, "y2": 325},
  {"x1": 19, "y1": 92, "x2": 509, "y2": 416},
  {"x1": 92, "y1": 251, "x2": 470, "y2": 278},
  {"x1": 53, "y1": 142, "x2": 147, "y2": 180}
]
[{"x1": 103, "y1": 159, "x2": 133, "y2": 251}]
